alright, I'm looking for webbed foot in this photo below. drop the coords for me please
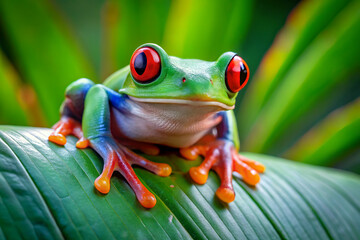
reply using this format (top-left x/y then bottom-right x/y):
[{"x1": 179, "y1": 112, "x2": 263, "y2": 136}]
[
  {"x1": 180, "y1": 139, "x2": 265, "y2": 203},
  {"x1": 92, "y1": 137, "x2": 171, "y2": 208},
  {"x1": 49, "y1": 117, "x2": 89, "y2": 148}
]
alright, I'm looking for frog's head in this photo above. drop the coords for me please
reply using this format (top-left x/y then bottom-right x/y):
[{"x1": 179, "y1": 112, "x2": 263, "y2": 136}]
[{"x1": 120, "y1": 43, "x2": 249, "y2": 110}]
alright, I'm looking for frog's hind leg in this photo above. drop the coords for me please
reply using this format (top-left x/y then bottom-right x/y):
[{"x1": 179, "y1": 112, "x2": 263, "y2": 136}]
[
  {"x1": 180, "y1": 111, "x2": 266, "y2": 203},
  {"x1": 49, "y1": 78, "x2": 94, "y2": 147}
]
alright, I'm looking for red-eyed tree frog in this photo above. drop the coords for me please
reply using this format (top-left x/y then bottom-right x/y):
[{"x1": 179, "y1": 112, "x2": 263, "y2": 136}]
[{"x1": 49, "y1": 43, "x2": 265, "y2": 208}]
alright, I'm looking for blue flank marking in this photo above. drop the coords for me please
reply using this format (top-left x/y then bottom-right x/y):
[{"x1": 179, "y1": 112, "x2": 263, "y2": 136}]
[
  {"x1": 103, "y1": 87, "x2": 131, "y2": 113},
  {"x1": 216, "y1": 111, "x2": 233, "y2": 142}
]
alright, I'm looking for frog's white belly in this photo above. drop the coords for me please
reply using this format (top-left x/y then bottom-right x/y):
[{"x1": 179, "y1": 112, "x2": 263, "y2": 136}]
[{"x1": 112, "y1": 97, "x2": 227, "y2": 148}]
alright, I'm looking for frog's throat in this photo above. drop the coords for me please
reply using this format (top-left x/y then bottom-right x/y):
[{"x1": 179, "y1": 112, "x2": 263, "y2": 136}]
[{"x1": 129, "y1": 96, "x2": 234, "y2": 110}]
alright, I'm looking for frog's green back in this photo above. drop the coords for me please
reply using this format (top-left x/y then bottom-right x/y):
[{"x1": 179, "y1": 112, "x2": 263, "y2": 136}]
[{"x1": 103, "y1": 65, "x2": 130, "y2": 91}]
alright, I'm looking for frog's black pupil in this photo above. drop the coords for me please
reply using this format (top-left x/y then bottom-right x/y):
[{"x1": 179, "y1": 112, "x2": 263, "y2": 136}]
[
  {"x1": 240, "y1": 62, "x2": 248, "y2": 85},
  {"x1": 134, "y1": 52, "x2": 147, "y2": 75}
]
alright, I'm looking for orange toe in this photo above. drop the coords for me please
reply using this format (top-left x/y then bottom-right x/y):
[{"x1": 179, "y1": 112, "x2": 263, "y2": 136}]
[
  {"x1": 242, "y1": 159, "x2": 266, "y2": 173},
  {"x1": 243, "y1": 169, "x2": 260, "y2": 186},
  {"x1": 254, "y1": 163, "x2": 266, "y2": 173},
  {"x1": 94, "y1": 176, "x2": 111, "y2": 194},
  {"x1": 49, "y1": 133, "x2": 67, "y2": 145},
  {"x1": 157, "y1": 164, "x2": 172, "y2": 177},
  {"x1": 139, "y1": 192, "x2": 156, "y2": 208},
  {"x1": 216, "y1": 187, "x2": 235, "y2": 203},
  {"x1": 180, "y1": 148, "x2": 199, "y2": 161},
  {"x1": 189, "y1": 167, "x2": 208, "y2": 184},
  {"x1": 142, "y1": 146, "x2": 160, "y2": 156},
  {"x1": 237, "y1": 155, "x2": 266, "y2": 173},
  {"x1": 76, "y1": 138, "x2": 90, "y2": 149}
]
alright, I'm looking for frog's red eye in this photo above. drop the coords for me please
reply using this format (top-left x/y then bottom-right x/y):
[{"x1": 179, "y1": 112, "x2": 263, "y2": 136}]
[
  {"x1": 130, "y1": 47, "x2": 161, "y2": 83},
  {"x1": 225, "y1": 55, "x2": 249, "y2": 93}
]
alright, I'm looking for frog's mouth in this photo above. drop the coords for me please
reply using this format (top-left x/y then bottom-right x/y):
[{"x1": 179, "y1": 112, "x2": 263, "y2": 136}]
[{"x1": 129, "y1": 96, "x2": 234, "y2": 110}]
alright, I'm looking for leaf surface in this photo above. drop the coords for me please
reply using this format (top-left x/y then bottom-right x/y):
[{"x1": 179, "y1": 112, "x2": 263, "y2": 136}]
[{"x1": 0, "y1": 126, "x2": 359, "y2": 239}]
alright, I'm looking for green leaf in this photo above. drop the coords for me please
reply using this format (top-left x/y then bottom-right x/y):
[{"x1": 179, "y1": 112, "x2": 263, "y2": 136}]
[
  {"x1": 162, "y1": 0, "x2": 253, "y2": 60},
  {"x1": 53, "y1": 0, "x2": 106, "y2": 77},
  {"x1": 0, "y1": 0, "x2": 95, "y2": 125},
  {"x1": 0, "y1": 51, "x2": 28, "y2": 126},
  {"x1": 284, "y1": 98, "x2": 360, "y2": 166},
  {"x1": 0, "y1": 126, "x2": 359, "y2": 239},
  {"x1": 102, "y1": 0, "x2": 172, "y2": 76},
  {"x1": 241, "y1": 1, "x2": 360, "y2": 153},
  {"x1": 239, "y1": 0, "x2": 352, "y2": 136}
]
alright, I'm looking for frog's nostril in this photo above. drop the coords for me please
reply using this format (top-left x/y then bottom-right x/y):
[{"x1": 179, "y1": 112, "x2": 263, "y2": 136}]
[{"x1": 182, "y1": 77, "x2": 186, "y2": 83}]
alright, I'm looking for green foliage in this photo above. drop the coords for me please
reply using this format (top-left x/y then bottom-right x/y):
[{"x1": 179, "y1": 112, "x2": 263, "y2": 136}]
[
  {"x1": 0, "y1": 1, "x2": 359, "y2": 169},
  {"x1": 240, "y1": 0, "x2": 360, "y2": 154},
  {"x1": 1, "y1": 126, "x2": 359, "y2": 239},
  {"x1": 284, "y1": 98, "x2": 360, "y2": 169},
  {"x1": 0, "y1": 51, "x2": 28, "y2": 125},
  {"x1": 0, "y1": 0, "x2": 95, "y2": 125},
  {"x1": 239, "y1": 0, "x2": 353, "y2": 130}
]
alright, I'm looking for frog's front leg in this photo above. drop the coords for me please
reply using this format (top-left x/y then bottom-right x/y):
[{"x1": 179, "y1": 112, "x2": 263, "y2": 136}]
[
  {"x1": 82, "y1": 85, "x2": 171, "y2": 208},
  {"x1": 180, "y1": 111, "x2": 265, "y2": 203}
]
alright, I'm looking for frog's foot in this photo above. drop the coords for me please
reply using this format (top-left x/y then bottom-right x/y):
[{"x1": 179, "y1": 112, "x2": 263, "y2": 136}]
[
  {"x1": 180, "y1": 139, "x2": 265, "y2": 203},
  {"x1": 92, "y1": 137, "x2": 171, "y2": 208},
  {"x1": 48, "y1": 117, "x2": 89, "y2": 148}
]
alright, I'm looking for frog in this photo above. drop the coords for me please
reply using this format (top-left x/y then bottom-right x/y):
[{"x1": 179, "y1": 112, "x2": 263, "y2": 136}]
[{"x1": 48, "y1": 43, "x2": 265, "y2": 208}]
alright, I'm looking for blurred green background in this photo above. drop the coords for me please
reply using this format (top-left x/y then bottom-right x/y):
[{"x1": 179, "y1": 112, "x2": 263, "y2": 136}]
[{"x1": 0, "y1": 0, "x2": 359, "y2": 172}]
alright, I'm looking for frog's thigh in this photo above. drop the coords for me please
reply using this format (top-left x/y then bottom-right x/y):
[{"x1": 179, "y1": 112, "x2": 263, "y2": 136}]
[
  {"x1": 63, "y1": 78, "x2": 95, "y2": 119},
  {"x1": 49, "y1": 78, "x2": 94, "y2": 146}
]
